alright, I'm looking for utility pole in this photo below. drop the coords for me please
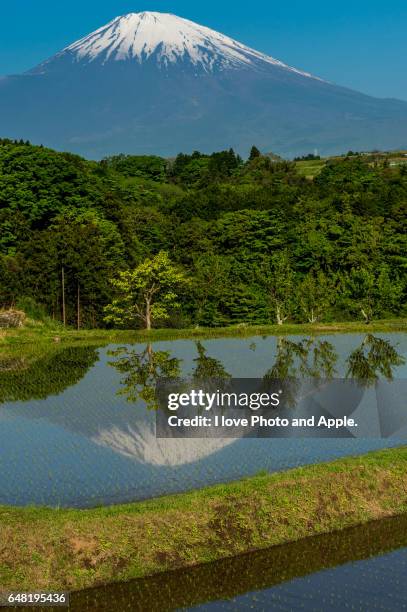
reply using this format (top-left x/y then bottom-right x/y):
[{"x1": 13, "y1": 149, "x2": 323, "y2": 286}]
[
  {"x1": 77, "y1": 281, "x2": 80, "y2": 330},
  {"x1": 62, "y1": 266, "x2": 66, "y2": 327}
]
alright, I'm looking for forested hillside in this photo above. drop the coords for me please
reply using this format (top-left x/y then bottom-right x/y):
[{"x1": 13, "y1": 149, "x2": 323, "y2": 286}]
[{"x1": 1, "y1": 140, "x2": 406, "y2": 328}]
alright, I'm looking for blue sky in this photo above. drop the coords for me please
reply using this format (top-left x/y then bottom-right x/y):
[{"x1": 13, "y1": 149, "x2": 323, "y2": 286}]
[{"x1": 1, "y1": 1, "x2": 406, "y2": 100}]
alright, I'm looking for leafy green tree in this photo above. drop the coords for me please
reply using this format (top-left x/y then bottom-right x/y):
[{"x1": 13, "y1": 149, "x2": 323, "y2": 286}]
[
  {"x1": 102, "y1": 154, "x2": 167, "y2": 181},
  {"x1": 298, "y1": 270, "x2": 335, "y2": 323},
  {"x1": 0, "y1": 253, "x2": 25, "y2": 306},
  {"x1": 207, "y1": 149, "x2": 241, "y2": 180},
  {"x1": 0, "y1": 143, "x2": 104, "y2": 224},
  {"x1": 192, "y1": 254, "x2": 232, "y2": 326},
  {"x1": 260, "y1": 251, "x2": 296, "y2": 325},
  {"x1": 249, "y1": 146, "x2": 261, "y2": 161},
  {"x1": 342, "y1": 265, "x2": 403, "y2": 323},
  {"x1": 53, "y1": 210, "x2": 125, "y2": 327},
  {"x1": 104, "y1": 251, "x2": 189, "y2": 329}
]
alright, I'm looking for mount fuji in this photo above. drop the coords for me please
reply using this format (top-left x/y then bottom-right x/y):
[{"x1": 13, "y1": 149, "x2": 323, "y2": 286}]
[{"x1": 1, "y1": 11, "x2": 407, "y2": 158}]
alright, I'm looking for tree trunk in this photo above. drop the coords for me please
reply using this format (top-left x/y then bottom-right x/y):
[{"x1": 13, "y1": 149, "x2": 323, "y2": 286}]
[
  {"x1": 276, "y1": 304, "x2": 283, "y2": 325},
  {"x1": 61, "y1": 266, "x2": 66, "y2": 327},
  {"x1": 361, "y1": 308, "x2": 370, "y2": 324},
  {"x1": 145, "y1": 298, "x2": 152, "y2": 330}
]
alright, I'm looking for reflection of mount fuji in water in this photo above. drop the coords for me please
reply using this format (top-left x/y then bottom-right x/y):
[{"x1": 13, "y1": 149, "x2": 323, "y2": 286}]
[
  {"x1": 91, "y1": 422, "x2": 236, "y2": 466},
  {"x1": 1, "y1": 384, "x2": 236, "y2": 468},
  {"x1": 0, "y1": 344, "x2": 237, "y2": 467}
]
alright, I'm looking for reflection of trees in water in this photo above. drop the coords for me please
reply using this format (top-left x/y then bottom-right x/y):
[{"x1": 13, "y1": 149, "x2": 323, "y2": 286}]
[
  {"x1": 264, "y1": 337, "x2": 337, "y2": 380},
  {"x1": 191, "y1": 341, "x2": 232, "y2": 412},
  {"x1": 0, "y1": 346, "x2": 99, "y2": 403},
  {"x1": 262, "y1": 334, "x2": 404, "y2": 406},
  {"x1": 263, "y1": 337, "x2": 338, "y2": 406},
  {"x1": 263, "y1": 335, "x2": 403, "y2": 383},
  {"x1": 109, "y1": 341, "x2": 231, "y2": 409},
  {"x1": 192, "y1": 341, "x2": 231, "y2": 382},
  {"x1": 108, "y1": 344, "x2": 181, "y2": 408},
  {"x1": 346, "y1": 334, "x2": 405, "y2": 385},
  {"x1": 108, "y1": 335, "x2": 405, "y2": 411}
]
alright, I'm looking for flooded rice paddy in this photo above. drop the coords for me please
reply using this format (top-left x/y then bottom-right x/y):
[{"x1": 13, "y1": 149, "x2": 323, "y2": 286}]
[{"x1": 0, "y1": 332, "x2": 405, "y2": 508}]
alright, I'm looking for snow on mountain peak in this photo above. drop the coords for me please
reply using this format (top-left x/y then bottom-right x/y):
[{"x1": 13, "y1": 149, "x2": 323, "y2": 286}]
[{"x1": 56, "y1": 11, "x2": 318, "y2": 78}]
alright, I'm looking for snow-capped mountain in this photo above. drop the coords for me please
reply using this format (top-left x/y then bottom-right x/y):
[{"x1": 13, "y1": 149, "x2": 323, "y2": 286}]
[
  {"x1": 33, "y1": 12, "x2": 317, "y2": 78},
  {"x1": 1, "y1": 11, "x2": 406, "y2": 158}
]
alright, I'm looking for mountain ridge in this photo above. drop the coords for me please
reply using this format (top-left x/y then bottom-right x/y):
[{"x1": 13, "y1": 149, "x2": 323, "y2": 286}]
[{"x1": 29, "y1": 11, "x2": 320, "y2": 79}]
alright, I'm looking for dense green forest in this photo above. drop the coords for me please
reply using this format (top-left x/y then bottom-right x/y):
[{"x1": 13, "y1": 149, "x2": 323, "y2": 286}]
[{"x1": 0, "y1": 139, "x2": 406, "y2": 328}]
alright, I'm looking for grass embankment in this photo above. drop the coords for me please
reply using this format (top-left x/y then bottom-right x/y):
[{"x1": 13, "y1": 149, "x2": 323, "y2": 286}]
[
  {"x1": 72, "y1": 514, "x2": 407, "y2": 611},
  {"x1": 1, "y1": 447, "x2": 407, "y2": 592},
  {"x1": 2, "y1": 319, "x2": 407, "y2": 351},
  {"x1": 295, "y1": 158, "x2": 327, "y2": 178}
]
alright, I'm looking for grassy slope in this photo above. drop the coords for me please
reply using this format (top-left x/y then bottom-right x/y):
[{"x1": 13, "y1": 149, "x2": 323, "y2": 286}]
[
  {"x1": 2, "y1": 319, "x2": 407, "y2": 352},
  {"x1": 71, "y1": 514, "x2": 407, "y2": 611},
  {"x1": 1, "y1": 447, "x2": 407, "y2": 592},
  {"x1": 294, "y1": 151, "x2": 407, "y2": 178},
  {"x1": 295, "y1": 159, "x2": 327, "y2": 178}
]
